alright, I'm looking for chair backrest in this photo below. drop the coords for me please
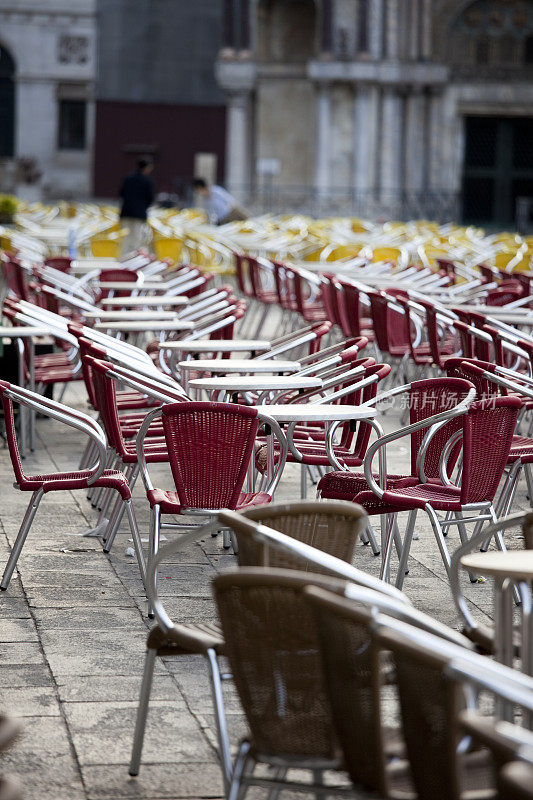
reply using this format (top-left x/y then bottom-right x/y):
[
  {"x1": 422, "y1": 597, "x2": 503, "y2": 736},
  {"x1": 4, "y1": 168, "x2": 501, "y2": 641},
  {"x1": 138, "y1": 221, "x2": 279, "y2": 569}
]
[
  {"x1": 376, "y1": 626, "x2": 465, "y2": 800},
  {"x1": 233, "y1": 252, "x2": 253, "y2": 297},
  {"x1": 408, "y1": 377, "x2": 474, "y2": 480},
  {"x1": 85, "y1": 357, "x2": 126, "y2": 453},
  {"x1": 337, "y1": 279, "x2": 363, "y2": 337},
  {"x1": 44, "y1": 256, "x2": 72, "y2": 273},
  {"x1": 445, "y1": 357, "x2": 508, "y2": 399},
  {"x1": 0, "y1": 379, "x2": 28, "y2": 486},
  {"x1": 460, "y1": 396, "x2": 522, "y2": 504},
  {"x1": 367, "y1": 290, "x2": 409, "y2": 353},
  {"x1": 237, "y1": 499, "x2": 366, "y2": 570},
  {"x1": 303, "y1": 585, "x2": 401, "y2": 797},
  {"x1": 96, "y1": 268, "x2": 138, "y2": 303},
  {"x1": 212, "y1": 568, "x2": 342, "y2": 760},
  {"x1": 160, "y1": 401, "x2": 260, "y2": 509},
  {"x1": 416, "y1": 299, "x2": 450, "y2": 369}
]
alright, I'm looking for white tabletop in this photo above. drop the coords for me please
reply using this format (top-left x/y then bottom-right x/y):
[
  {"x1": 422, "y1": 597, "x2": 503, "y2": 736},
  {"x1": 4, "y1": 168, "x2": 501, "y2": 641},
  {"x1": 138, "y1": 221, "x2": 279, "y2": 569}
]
[
  {"x1": 189, "y1": 375, "x2": 322, "y2": 392},
  {"x1": 461, "y1": 551, "x2": 533, "y2": 580},
  {"x1": 85, "y1": 310, "x2": 177, "y2": 321},
  {"x1": 94, "y1": 320, "x2": 194, "y2": 332},
  {"x1": 256, "y1": 403, "x2": 376, "y2": 422},
  {"x1": 93, "y1": 281, "x2": 165, "y2": 290},
  {"x1": 179, "y1": 359, "x2": 300, "y2": 374},
  {"x1": 445, "y1": 304, "x2": 533, "y2": 324},
  {"x1": 160, "y1": 339, "x2": 271, "y2": 353},
  {"x1": 99, "y1": 295, "x2": 187, "y2": 307},
  {"x1": 0, "y1": 326, "x2": 50, "y2": 337}
]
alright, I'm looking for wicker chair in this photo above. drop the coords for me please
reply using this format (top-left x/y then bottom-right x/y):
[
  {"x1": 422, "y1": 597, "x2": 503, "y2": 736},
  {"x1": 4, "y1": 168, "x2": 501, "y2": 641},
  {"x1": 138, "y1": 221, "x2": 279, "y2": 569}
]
[
  {"x1": 459, "y1": 711, "x2": 533, "y2": 800},
  {"x1": 128, "y1": 500, "x2": 368, "y2": 787},
  {"x1": 212, "y1": 568, "x2": 352, "y2": 799},
  {"x1": 373, "y1": 618, "x2": 533, "y2": 800},
  {"x1": 304, "y1": 584, "x2": 476, "y2": 799},
  {"x1": 236, "y1": 499, "x2": 366, "y2": 570}
]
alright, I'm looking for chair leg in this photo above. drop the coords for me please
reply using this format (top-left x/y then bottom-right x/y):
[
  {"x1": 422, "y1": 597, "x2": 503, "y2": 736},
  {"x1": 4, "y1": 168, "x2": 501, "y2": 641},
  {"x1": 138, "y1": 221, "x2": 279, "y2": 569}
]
[
  {"x1": 147, "y1": 505, "x2": 161, "y2": 619},
  {"x1": 128, "y1": 647, "x2": 157, "y2": 776},
  {"x1": 395, "y1": 510, "x2": 417, "y2": 590},
  {"x1": 206, "y1": 649, "x2": 233, "y2": 794},
  {"x1": 103, "y1": 467, "x2": 139, "y2": 552},
  {"x1": 379, "y1": 514, "x2": 396, "y2": 583},
  {"x1": 125, "y1": 499, "x2": 146, "y2": 587},
  {"x1": 425, "y1": 505, "x2": 451, "y2": 577},
  {"x1": 1, "y1": 489, "x2": 43, "y2": 591},
  {"x1": 300, "y1": 465, "x2": 307, "y2": 499},
  {"x1": 227, "y1": 741, "x2": 252, "y2": 800},
  {"x1": 362, "y1": 523, "x2": 380, "y2": 556}
]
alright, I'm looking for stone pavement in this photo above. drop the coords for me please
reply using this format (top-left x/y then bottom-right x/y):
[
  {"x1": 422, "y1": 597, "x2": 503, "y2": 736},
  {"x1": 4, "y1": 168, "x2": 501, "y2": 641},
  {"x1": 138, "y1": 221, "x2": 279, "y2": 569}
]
[{"x1": 0, "y1": 373, "x2": 529, "y2": 800}]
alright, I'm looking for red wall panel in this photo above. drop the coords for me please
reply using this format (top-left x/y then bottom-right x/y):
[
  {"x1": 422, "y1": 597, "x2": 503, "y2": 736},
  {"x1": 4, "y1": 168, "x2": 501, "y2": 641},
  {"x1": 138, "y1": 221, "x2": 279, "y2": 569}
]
[{"x1": 93, "y1": 100, "x2": 226, "y2": 198}]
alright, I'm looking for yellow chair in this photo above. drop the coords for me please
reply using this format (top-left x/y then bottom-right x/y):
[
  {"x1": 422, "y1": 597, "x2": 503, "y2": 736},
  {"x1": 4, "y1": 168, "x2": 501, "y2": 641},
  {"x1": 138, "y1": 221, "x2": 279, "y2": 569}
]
[
  {"x1": 153, "y1": 237, "x2": 183, "y2": 264},
  {"x1": 91, "y1": 229, "x2": 129, "y2": 259}
]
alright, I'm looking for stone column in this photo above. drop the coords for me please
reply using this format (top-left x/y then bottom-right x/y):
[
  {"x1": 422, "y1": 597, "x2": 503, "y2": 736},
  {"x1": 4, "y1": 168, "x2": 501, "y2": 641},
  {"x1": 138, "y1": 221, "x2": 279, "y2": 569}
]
[
  {"x1": 315, "y1": 83, "x2": 332, "y2": 196},
  {"x1": 427, "y1": 89, "x2": 443, "y2": 192},
  {"x1": 369, "y1": 0, "x2": 385, "y2": 59},
  {"x1": 380, "y1": 87, "x2": 404, "y2": 211},
  {"x1": 404, "y1": 88, "x2": 426, "y2": 193},
  {"x1": 386, "y1": 0, "x2": 400, "y2": 59},
  {"x1": 353, "y1": 84, "x2": 379, "y2": 196},
  {"x1": 225, "y1": 90, "x2": 253, "y2": 200},
  {"x1": 421, "y1": 0, "x2": 432, "y2": 59}
]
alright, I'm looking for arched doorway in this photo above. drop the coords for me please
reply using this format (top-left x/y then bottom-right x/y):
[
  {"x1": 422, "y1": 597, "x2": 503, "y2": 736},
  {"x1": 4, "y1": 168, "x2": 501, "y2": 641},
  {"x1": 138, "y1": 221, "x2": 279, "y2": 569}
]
[{"x1": 0, "y1": 45, "x2": 15, "y2": 157}]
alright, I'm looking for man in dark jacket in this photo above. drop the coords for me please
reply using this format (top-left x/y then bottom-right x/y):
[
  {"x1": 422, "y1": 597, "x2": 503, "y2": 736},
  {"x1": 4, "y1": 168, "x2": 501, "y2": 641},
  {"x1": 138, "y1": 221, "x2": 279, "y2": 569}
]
[{"x1": 119, "y1": 158, "x2": 154, "y2": 255}]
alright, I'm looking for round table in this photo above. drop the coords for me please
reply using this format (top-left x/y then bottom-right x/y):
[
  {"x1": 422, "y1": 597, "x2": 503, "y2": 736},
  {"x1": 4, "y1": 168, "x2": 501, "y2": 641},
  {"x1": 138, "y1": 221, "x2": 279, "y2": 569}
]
[
  {"x1": 159, "y1": 339, "x2": 271, "y2": 354},
  {"x1": 85, "y1": 310, "x2": 178, "y2": 321},
  {"x1": 179, "y1": 359, "x2": 300, "y2": 393},
  {"x1": 461, "y1": 550, "x2": 533, "y2": 711},
  {"x1": 99, "y1": 296, "x2": 188, "y2": 307},
  {"x1": 94, "y1": 320, "x2": 193, "y2": 332},
  {"x1": 188, "y1": 375, "x2": 322, "y2": 402},
  {"x1": 256, "y1": 404, "x2": 376, "y2": 423}
]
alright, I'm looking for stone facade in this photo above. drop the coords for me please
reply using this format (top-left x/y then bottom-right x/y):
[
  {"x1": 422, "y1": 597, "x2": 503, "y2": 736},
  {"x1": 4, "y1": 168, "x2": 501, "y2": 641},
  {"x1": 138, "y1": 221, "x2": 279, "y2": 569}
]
[
  {"x1": 216, "y1": 0, "x2": 533, "y2": 223},
  {"x1": 0, "y1": 0, "x2": 96, "y2": 198}
]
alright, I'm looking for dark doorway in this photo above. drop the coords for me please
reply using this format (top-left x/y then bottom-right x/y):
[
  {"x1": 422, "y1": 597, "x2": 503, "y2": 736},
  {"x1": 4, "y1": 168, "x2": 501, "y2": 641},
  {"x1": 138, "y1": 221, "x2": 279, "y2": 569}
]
[
  {"x1": 462, "y1": 116, "x2": 533, "y2": 227},
  {"x1": 0, "y1": 46, "x2": 15, "y2": 157}
]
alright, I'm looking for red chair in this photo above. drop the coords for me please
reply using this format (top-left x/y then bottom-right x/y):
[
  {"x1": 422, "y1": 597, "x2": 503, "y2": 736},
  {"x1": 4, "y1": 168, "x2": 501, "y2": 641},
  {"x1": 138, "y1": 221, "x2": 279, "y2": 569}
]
[
  {"x1": 355, "y1": 395, "x2": 522, "y2": 587},
  {"x1": 414, "y1": 298, "x2": 457, "y2": 370},
  {"x1": 366, "y1": 290, "x2": 410, "y2": 383},
  {"x1": 44, "y1": 256, "x2": 72, "y2": 273},
  {"x1": 135, "y1": 401, "x2": 287, "y2": 602},
  {"x1": 336, "y1": 278, "x2": 374, "y2": 340},
  {"x1": 0, "y1": 380, "x2": 144, "y2": 590},
  {"x1": 318, "y1": 377, "x2": 476, "y2": 564}
]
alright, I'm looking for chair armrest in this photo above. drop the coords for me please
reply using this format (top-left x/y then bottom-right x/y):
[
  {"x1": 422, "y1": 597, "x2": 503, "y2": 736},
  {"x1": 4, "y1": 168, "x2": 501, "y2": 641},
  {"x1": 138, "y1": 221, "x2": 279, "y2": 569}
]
[{"x1": 4, "y1": 383, "x2": 107, "y2": 485}]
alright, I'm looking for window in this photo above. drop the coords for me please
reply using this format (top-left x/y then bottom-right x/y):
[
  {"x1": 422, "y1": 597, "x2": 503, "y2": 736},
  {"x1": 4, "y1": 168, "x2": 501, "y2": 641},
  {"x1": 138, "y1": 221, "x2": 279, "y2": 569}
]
[
  {"x1": 0, "y1": 46, "x2": 15, "y2": 157},
  {"x1": 58, "y1": 99, "x2": 86, "y2": 150}
]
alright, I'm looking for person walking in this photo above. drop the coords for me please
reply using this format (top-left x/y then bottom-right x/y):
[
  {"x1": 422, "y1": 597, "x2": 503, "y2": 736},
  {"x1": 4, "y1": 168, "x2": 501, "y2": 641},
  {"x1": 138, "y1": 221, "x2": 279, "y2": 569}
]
[
  {"x1": 192, "y1": 178, "x2": 248, "y2": 225},
  {"x1": 119, "y1": 158, "x2": 154, "y2": 255}
]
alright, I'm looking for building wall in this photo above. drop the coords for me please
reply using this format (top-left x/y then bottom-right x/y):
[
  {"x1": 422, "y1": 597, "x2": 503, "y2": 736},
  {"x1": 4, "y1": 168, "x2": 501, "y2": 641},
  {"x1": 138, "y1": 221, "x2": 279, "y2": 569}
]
[
  {"x1": 93, "y1": 100, "x2": 226, "y2": 198},
  {"x1": 94, "y1": 0, "x2": 226, "y2": 198},
  {"x1": 0, "y1": 0, "x2": 96, "y2": 197},
  {"x1": 216, "y1": 0, "x2": 533, "y2": 223}
]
